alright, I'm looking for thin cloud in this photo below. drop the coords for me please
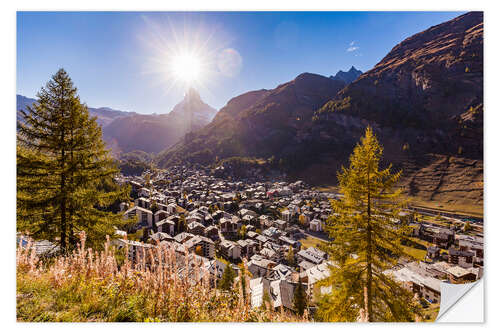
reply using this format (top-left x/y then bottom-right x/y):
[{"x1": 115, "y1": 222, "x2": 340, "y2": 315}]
[{"x1": 347, "y1": 41, "x2": 359, "y2": 52}]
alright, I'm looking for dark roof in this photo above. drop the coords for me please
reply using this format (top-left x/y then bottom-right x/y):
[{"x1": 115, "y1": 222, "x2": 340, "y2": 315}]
[{"x1": 449, "y1": 248, "x2": 474, "y2": 257}]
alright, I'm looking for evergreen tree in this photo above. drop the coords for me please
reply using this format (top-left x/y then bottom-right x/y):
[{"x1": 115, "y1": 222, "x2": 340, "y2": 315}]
[
  {"x1": 261, "y1": 289, "x2": 272, "y2": 310},
  {"x1": 17, "y1": 69, "x2": 129, "y2": 251},
  {"x1": 176, "y1": 214, "x2": 187, "y2": 233},
  {"x1": 293, "y1": 282, "x2": 307, "y2": 316},
  {"x1": 240, "y1": 264, "x2": 247, "y2": 301},
  {"x1": 286, "y1": 245, "x2": 296, "y2": 266},
  {"x1": 317, "y1": 127, "x2": 420, "y2": 322},
  {"x1": 219, "y1": 264, "x2": 236, "y2": 291},
  {"x1": 239, "y1": 224, "x2": 247, "y2": 239}
]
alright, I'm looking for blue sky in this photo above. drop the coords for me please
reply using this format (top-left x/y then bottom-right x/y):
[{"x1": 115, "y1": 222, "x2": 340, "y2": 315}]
[{"x1": 17, "y1": 11, "x2": 463, "y2": 114}]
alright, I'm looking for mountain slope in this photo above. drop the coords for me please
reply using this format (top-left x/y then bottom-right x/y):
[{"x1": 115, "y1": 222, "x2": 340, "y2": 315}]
[
  {"x1": 157, "y1": 12, "x2": 483, "y2": 210},
  {"x1": 313, "y1": 11, "x2": 483, "y2": 207},
  {"x1": 156, "y1": 73, "x2": 346, "y2": 166},
  {"x1": 102, "y1": 89, "x2": 216, "y2": 154}
]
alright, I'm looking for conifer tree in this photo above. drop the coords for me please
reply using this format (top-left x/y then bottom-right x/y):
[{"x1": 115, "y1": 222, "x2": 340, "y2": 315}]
[
  {"x1": 17, "y1": 69, "x2": 129, "y2": 251},
  {"x1": 261, "y1": 289, "x2": 272, "y2": 310},
  {"x1": 317, "y1": 127, "x2": 421, "y2": 322},
  {"x1": 219, "y1": 264, "x2": 236, "y2": 291},
  {"x1": 293, "y1": 282, "x2": 307, "y2": 316},
  {"x1": 176, "y1": 214, "x2": 187, "y2": 233},
  {"x1": 239, "y1": 224, "x2": 247, "y2": 239},
  {"x1": 286, "y1": 245, "x2": 296, "y2": 266},
  {"x1": 240, "y1": 264, "x2": 248, "y2": 301}
]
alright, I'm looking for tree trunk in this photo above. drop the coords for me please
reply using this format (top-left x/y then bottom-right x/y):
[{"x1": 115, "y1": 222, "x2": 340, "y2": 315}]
[
  {"x1": 59, "y1": 93, "x2": 67, "y2": 251},
  {"x1": 60, "y1": 151, "x2": 67, "y2": 251},
  {"x1": 366, "y1": 166, "x2": 373, "y2": 321}
]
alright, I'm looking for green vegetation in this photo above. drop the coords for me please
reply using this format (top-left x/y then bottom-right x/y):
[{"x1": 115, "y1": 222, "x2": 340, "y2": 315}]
[
  {"x1": 293, "y1": 282, "x2": 307, "y2": 316},
  {"x1": 118, "y1": 152, "x2": 152, "y2": 176},
  {"x1": 119, "y1": 159, "x2": 149, "y2": 176},
  {"x1": 240, "y1": 264, "x2": 248, "y2": 301},
  {"x1": 315, "y1": 96, "x2": 352, "y2": 116},
  {"x1": 120, "y1": 150, "x2": 153, "y2": 162},
  {"x1": 218, "y1": 264, "x2": 236, "y2": 291},
  {"x1": 261, "y1": 289, "x2": 272, "y2": 311},
  {"x1": 422, "y1": 302, "x2": 440, "y2": 322},
  {"x1": 17, "y1": 69, "x2": 130, "y2": 251},
  {"x1": 238, "y1": 225, "x2": 247, "y2": 239},
  {"x1": 401, "y1": 236, "x2": 432, "y2": 261},
  {"x1": 401, "y1": 245, "x2": 428, "y2": 261},
  {"x1": 317, "y1": 127, "x2": 421, "y2": 322}
]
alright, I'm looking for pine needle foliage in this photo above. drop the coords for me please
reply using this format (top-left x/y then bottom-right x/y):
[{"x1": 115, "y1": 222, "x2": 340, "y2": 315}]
[
  {"x1": 317, "y1": 127, "x2": 421, "y2": 322},
  {"x1": 17, "y1": 69, "x2": 130, "y2": 251}
]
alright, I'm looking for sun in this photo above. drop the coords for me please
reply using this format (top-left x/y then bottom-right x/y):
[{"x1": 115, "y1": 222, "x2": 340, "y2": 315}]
[
  {"x1": 170, "y1": 51, "x2": 203, "y2": 84},
  {"x1": 140, "y1": 17, "x2": 238, "y2": 94}
]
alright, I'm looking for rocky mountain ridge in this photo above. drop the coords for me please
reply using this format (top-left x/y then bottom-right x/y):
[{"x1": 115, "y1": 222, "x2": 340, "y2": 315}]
[
  {"x1": 102, "y1": 88, "x2": 216, "y2": 154},
  {"x1": 156, "y1": 72, "x2": 347, "y2": 166},
  {"x1": 329, "y1": 66, "x2": 363, "y2": 84},
  {"x1": 17, "y1": 88, "x2": 217, "y2": 155},
  {"x1": 16, "y1": 94, "x2": 137, "y2": 128}
]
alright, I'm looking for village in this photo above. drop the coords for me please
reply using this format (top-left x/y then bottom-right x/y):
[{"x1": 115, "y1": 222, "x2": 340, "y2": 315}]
[{"x1": 104, "y1": 165, "x2": 484, "y2": 316}]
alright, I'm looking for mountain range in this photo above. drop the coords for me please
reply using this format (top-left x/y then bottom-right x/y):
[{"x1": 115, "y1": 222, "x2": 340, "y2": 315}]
[
  {"x1": 16, "y1": 94, "x2": 137, "y2": 128},
  {"x1": 156, "y1": 12, "x2": 483, "y2": 210},
  {"x1": 17, "y1": 87, "x2": 217, "y2": 155},
  {"x1": 330, "y1": 66, "x2": 363, "y2": 84},
  {"x1": 101, "y1": 88, "x2": 217, "y2": 154}
]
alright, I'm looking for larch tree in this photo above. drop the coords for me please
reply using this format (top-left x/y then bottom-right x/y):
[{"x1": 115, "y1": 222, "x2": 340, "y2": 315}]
[
  {"x1": 316, "y1": 126, "x2": 421, "y2": 322},
  {"x1": 17, "y1": 68, "x2": 130, "y2": 251}
]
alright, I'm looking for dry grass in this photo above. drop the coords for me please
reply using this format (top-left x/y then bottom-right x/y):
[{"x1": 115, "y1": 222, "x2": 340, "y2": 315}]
[
  {"x1": 409, "y1": 198, "x2": 483, "y2": 219},
  {"x1": 401, "y1": 246, "x2": 428, "y2": 261},
  {"x1": 16, "y1": 233, "x2": 307, "y2": 322},
  {"x1": 312, "y1": 185, "x2": 339, "y2": 193},
  {"x1": 300, "y1": 236, "x2": 326, "y2": 249},
  {"x1": 422, "y1": 303, "x2": 440, "y2": 322}
]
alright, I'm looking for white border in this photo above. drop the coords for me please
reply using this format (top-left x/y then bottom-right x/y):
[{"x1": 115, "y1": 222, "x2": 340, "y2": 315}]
[
  {"x1": 3, "y1": 0, "x2": 497, "y2": 332},
  {"x1": 438, "y1": 279, "x2": 484, "y2": 322}
]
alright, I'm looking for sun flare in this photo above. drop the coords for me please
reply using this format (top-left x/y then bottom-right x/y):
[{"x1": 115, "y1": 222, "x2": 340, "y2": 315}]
[
  {"x1": 141, "y1": 18, "x2": 241, "y2": 94},
  {"x1": 170, "y1": 52, "x2": 203, "y2": 84}
]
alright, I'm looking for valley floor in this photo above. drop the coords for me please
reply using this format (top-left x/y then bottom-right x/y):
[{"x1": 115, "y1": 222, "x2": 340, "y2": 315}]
[{"x1": 313, "y1": 185, "x2": 483, "y2": 219}]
